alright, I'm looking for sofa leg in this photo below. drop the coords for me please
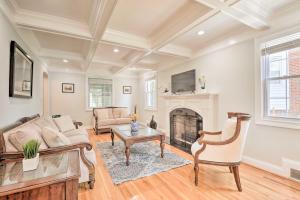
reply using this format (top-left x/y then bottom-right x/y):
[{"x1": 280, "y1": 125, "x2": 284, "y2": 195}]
[
  {"x1": 194, "y1": 162, "x2": 199, "y2": 186},
  {"x1": 88, "y1": 169, "x2": 95, "y2": 189},
  {"x1": 88, "y1": 180, "x2": 95, "y2": 189}
]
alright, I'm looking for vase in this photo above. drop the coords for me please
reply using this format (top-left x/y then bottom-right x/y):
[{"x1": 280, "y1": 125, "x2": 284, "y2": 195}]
[
  {"x1": 130, "y1": 121, "x2": 139, "y2": 133},
  {"x1": 149, "y1": 115, "x2": 157, "y2": 129},
  {"x1": 22, "y1": 153, "x2": 39, "y2": 171}
]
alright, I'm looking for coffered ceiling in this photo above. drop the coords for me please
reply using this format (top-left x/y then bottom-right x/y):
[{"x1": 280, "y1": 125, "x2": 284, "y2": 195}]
[{"x1": 1, "y1": 0, "x2": 300, "y2": 75}]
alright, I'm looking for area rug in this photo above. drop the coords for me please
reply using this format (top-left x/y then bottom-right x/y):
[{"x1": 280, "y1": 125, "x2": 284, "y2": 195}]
[{"x1": 96, "y1": 141, "x2": 192, "y2": 184}]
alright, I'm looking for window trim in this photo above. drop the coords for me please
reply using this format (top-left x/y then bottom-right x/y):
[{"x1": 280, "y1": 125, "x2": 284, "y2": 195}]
[
  {"x1": 144, "y1": 77, "x2": 157, "y2": 111},
  {"x1": 85, "y1": 75, "x2": 114, "y2": 111},
  {"x1": 255, "y1": 27, "x2": 300, "y2": 129}
]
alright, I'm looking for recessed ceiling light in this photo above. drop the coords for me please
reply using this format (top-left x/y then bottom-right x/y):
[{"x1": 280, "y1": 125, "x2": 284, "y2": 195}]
[
  {"x1": 63, "y1": 59, "x2": 69, "y2": 63},
  {"x1": 197, "y1": 30, "x2": 205, "y2": 36},
  {"x1": 229, "y1": 40, "x2": 237, "y2": 45},
  {"x1": 113, "y1": 48, "x2": 119, "y2": 53}
]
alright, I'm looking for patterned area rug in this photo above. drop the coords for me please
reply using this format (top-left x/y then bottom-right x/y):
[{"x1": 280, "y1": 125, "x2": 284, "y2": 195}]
[{"x1": 96, "y1": 141, "x2": 191, "y2": 184}]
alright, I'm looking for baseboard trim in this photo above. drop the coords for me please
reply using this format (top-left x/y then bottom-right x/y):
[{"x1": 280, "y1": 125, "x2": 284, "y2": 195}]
[{"x1": 242, "y1": 156, "x2": 286, "y2": 177}]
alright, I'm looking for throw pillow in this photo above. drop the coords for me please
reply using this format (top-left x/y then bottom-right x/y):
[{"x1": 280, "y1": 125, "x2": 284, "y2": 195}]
[
  {"x1": 53, "y1": 115, "x2": 75, "y2": 133},
  {"x1": 41, "y1": 127, "x2": 71, "y2": 147},
  {"x1": 8, "y1": 129, "x2": 48, "y2": 151}
]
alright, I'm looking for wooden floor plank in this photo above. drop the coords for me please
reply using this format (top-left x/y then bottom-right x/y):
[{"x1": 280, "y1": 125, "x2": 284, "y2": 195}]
[{"x1": 78, "y1": 130, "x2": 300, "y2": 200}]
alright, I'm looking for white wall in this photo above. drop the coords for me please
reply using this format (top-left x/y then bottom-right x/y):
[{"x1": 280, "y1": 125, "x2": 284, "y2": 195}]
[
  {"x1": 138, "y1": 40, "x2": 300, "y2": 171},
  {"x1": 0, "y1": 12, "x2": 43, "y2": 127},
  {"x1": 48, "y1": 71, "x2": 138, "y2": 126}
]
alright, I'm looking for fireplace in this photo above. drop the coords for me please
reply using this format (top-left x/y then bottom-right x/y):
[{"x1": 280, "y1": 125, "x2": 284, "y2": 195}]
[{"x1": 170, "y1": 108, "x2": 203, "y2": 154}]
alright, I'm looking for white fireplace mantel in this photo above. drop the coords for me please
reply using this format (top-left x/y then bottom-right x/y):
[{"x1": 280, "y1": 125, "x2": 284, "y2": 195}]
[{"x1": 162, "y1": 93, "x2": 219, "y2": 137}]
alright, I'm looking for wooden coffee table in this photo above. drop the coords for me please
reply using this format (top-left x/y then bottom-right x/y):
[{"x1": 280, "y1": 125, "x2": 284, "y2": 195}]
[{"x1": 110, "y1": 124, "x2": 165, "y2": 166}]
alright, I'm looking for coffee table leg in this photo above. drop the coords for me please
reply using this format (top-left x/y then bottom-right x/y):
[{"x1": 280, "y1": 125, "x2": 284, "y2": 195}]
[
  {"x1": 160, "y1": 136, "x2": 165, "y2": 158},
  {"x1": 111, "y1": 131, "x2": 114, "y2": 146},
  {"x1": 125, "y1": 146, "x2": 130, "y2": 166}
]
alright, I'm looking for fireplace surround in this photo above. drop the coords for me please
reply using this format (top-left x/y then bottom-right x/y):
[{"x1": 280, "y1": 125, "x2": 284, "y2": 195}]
[{"x1": 170, "y1": 108, "x2": 203, "y2": 153}]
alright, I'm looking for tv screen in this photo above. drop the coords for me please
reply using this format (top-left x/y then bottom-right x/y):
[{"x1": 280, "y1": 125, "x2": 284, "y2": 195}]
[{"x1": 171, "y1": 69, "x2": 196, "y2": 94}]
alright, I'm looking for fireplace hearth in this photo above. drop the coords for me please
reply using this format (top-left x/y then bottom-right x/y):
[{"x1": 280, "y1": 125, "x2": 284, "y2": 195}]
[{"x1": 170, "y1": 108, "x2": 203, "y2": 154}]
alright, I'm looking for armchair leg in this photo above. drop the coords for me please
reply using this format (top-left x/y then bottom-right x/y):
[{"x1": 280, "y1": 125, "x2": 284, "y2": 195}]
[
  {"x1": 232, "y1": 166, "x2": 242, "y2": 192},
  {"x1": 229, "y1": 166, "x2": 233, "y2": 173},
  {"x1": 194, "y1": 162, "x2": 199, "y2": 186}
]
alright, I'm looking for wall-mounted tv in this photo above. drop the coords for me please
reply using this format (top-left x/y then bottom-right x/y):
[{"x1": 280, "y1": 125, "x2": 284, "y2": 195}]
[{"x1": 171, "y1": 69, "x2": 196, "y2": 94}]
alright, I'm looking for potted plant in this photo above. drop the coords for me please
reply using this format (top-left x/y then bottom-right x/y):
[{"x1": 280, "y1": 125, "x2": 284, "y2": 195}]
[{"x1": 22, "y1": 140, "x2": 40, "y2": 171}]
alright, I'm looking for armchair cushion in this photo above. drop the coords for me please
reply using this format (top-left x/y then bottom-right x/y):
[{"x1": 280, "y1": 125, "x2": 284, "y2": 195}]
[
  {"x1": 41, "y1": 127, "x2": 71, "y2": 147},
  {"x1": 53, "y1": 115, "x2": 76, "y2": 133},
  {"x1": 8, "y1": 129, "x2": 48, "y2": 151},
  {"x1": 221, "y1": 118, "x2": 237, "y2": 140}
]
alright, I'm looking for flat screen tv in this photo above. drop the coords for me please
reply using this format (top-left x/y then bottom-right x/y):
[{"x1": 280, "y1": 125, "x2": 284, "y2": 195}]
[{"x1": 171, "y1": 69, "x2": 196, "y2": 94}]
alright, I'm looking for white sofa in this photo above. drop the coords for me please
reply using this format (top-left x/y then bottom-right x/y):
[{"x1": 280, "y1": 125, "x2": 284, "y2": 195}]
[
  {"x1": 0, "y1": 114, "x2": 96, "y2": 189},
  {"x1": 93, "y1": 107, "x2": 132, "y2": 134}
]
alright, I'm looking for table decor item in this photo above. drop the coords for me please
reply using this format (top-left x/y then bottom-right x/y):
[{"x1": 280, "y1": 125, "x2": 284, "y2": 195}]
[
  {"x1": 198, "y1": 75, "x2": 206, "y2": 93},
  {"x1": 149, "y1": 115, "x2": 157, "y2": 129},
  {"x1": 130, "y1": 113, "x2": 139, "y2": 133},
  {"x1": 22, "y1": 139, "x2": 40, "y2": 171}
]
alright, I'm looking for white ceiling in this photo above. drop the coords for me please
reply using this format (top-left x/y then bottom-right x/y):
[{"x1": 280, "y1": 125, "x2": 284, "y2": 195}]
[{"x1": 1, "y1": 0, "x2": 300, "y2": 75}]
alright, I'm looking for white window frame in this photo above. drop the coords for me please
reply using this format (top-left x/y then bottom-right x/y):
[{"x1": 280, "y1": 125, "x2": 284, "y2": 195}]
[
  {"x1": 255, "y1": 27, "x2": 300, "y2": 129},
  {"x1": 85, "y1": 76, "x2": 114, "y2": 111},
  {"x1": 144, "y1": 77, "x2": 157, "y2": 110}
]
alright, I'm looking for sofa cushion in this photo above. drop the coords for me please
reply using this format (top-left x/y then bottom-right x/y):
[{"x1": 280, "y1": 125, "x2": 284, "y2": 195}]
[
  {"x1": 116, "y1": 118, "x2": 132, "y2": 124},
  {"x1": 41, "y1": 127, "x2": 71, "y2": 147},
  {"x1": 98, "y1": 119, "x2": 119, "y2": 126},
  {"x1": 8, "y1": 129, "x2": 48, "y2": 151},
  {"x1": 53, "y1": 115, "x2": 76, "y2": 133},
  {"x1": 96, "y1": 108, "x2": 113, "y2": 120},
  {"x1": 113, "y1": 108, "x2": 129, "y2": 118},
  {"x1": 63, "y1": 128, "x2": 88, "y2": 137},
  {"x1": 67, "y1": 134, "x2": 90, "y2": 144}
]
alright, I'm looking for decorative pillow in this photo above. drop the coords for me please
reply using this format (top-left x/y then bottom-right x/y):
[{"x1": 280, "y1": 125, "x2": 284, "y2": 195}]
[
  {"x1": 41, "y1": 127, "x2": 71, "y2": 147},
  {"x1": 53, "y1": 115, "x2": 75, "y2": 133},
  {"x1": 97, "y1": 109, "x2": 113, "y2": 120},
  {"x1": 113, "y1": 108, "x2": 129, "y2": 118},
  {"x1": 34, "y1": 117, "x2": 58, "y2": 131},
  {"x1": 8, "y1": 129, "x2": 48, "y2": 151}
]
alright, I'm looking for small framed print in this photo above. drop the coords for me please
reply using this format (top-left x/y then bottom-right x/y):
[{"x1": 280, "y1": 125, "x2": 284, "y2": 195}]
[
  {"x1": 22, "y1": 80, "x2": 31, "y2": 91},
  {"x1": 62, "y1": 83, "x2": 74, "y2": 93},
  {"x1": 123, "y1": 86, "x2": 132, "y2": 94}
]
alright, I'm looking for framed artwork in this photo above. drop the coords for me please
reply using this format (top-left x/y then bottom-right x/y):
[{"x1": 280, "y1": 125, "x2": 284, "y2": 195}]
[
  {"x1": 9, "y1": 41, "x2": 33, "y2": 98},
  {"x1": 62, "y1": 83, "x2": 75, "y2": 93},
  {"x1": 123, "y1": 86, "x2": 132, "y2": 94}
]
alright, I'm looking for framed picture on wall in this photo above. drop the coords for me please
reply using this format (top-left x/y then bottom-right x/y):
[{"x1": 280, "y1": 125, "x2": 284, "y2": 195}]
[
  {"x1": 62, "y1": 83, "x2": 74, "y2": 93},
  {"x1": 9, "y1": 41, "x2": 34, "y2": 98},
  {"x1": 123, "y1": 86, "x2": 132, "y2": 94}
]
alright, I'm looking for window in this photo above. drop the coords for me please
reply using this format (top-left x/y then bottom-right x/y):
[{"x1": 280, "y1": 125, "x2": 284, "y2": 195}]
[
  {"x1": 145, "y1": 78, "x2": 157, "y2": 109},
  {"x1": 87, "y1": 78, "x2": 112, "y2": 109},
  {"x1": 261, "y1": 33, "x2": 300, "y2": 120}
]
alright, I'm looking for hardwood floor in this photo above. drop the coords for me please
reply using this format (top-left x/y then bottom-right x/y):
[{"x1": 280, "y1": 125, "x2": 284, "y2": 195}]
[{"x1": 79, "y1": 130, "x2": 300, "y2": 200}]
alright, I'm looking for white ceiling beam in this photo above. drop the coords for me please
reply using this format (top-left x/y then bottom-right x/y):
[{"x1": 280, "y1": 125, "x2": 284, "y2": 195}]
[
  {"x1": 102, "y1": 28, "x2": 151, "y2": 50},
  {"x1": 194, "y1": 0, "x2": 269, "y2": 30},
  {"x1": 157, "y1": 44, "x2": 192, "y2": 58},
  {"x1": 92, "y1": 58, "x2": 126, "y2": 67},
  {"x1": 38, "y1": 49, "x2": 84, "y2": 61},
  {"x1": 115, "y1": 5, "x2": 219, "y2": 74},
  {"x1": 14, "y1": 9, "x2": 92, "y2": 40},
  {"x1": 84, "y1": 0, "x2": 118, "y2": 71}
]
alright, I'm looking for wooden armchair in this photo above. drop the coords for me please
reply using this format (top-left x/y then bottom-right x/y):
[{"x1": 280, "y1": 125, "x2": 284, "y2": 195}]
[{"x1": 191, "y1": 112, "x2": 251, "y2": 191}]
